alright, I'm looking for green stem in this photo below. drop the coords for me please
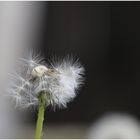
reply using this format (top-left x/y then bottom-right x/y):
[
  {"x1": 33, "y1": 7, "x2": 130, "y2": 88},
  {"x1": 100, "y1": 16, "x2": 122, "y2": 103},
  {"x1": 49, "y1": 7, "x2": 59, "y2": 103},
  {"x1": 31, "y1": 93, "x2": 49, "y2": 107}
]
[{"x1": 35, "y1": 93, "x2": 46, "y2": 139}]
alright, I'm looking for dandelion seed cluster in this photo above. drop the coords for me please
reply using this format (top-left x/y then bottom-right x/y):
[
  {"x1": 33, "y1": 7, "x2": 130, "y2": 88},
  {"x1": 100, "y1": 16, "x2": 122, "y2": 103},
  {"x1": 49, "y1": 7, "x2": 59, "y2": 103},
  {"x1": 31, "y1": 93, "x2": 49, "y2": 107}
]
[{"x1": 8, "y1": 51, "x2": 84, "y2": 109}]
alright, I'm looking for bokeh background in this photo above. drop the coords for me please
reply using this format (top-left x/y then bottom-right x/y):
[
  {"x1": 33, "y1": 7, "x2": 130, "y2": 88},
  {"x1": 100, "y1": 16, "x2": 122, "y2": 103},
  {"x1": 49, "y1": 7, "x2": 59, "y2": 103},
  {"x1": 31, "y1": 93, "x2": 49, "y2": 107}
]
[{"x1": 0, "y1": 1, "x2": 140, "y2": 139}]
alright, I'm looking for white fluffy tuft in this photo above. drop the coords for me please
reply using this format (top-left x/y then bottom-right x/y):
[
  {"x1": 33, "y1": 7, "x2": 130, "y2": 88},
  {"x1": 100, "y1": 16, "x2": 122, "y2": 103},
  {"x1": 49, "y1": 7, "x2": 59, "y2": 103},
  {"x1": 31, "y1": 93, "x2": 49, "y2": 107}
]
[{"x1": 8, "y1": 51, "x2": 84, "y2": 109}]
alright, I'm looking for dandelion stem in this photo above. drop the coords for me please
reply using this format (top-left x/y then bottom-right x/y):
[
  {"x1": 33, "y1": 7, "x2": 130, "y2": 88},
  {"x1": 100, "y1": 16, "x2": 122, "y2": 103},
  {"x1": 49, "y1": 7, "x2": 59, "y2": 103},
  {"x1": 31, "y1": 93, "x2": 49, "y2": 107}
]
[{"x1": 35, "y1": 92, "x2": 46, "y2": 139}]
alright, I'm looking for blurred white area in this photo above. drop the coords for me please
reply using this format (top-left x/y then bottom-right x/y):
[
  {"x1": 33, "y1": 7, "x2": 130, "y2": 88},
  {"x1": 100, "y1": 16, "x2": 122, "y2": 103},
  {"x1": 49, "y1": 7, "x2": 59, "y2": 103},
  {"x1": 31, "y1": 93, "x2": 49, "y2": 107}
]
[
  {"x1": 0, "y1": 2, "x2": 46, "y2": 138},
  {"x1": 87, "y1": 113, "x2": 140, "y2": 139}
]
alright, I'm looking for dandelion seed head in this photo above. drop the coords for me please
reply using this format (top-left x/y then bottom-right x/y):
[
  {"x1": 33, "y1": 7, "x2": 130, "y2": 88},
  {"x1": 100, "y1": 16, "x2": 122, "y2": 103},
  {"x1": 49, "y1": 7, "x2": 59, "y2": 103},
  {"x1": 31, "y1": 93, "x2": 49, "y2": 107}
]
[{"x1": 8, "y1": 51, "x2": 85, "y2": 109}]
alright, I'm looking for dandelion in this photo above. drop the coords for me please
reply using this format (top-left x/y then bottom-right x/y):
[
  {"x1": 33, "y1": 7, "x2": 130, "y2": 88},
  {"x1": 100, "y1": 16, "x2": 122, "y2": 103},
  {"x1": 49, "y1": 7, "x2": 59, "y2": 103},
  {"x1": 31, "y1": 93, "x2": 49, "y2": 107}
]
[{"x1": 8, "y1": 50, "x2": 85, "y2": 139}]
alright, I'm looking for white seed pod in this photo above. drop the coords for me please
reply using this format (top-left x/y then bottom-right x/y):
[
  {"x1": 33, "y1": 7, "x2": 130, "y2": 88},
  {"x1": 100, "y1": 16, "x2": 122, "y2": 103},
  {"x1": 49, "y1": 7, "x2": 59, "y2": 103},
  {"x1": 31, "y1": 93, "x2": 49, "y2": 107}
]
[{"x1": 8, "y1": 51, "x2": 85, "y2": 109}]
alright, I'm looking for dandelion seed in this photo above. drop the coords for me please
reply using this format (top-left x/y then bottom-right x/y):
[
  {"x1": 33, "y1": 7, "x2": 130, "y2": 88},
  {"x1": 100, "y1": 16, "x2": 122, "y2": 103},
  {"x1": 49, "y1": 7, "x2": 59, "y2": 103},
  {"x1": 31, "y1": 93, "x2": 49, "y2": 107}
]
[
  {"x1": 8, "y1": 50, "x2": 85, "y2": 138},
  {"x1": 8, "y1": 51, "x2": 84, "y2": 109}
]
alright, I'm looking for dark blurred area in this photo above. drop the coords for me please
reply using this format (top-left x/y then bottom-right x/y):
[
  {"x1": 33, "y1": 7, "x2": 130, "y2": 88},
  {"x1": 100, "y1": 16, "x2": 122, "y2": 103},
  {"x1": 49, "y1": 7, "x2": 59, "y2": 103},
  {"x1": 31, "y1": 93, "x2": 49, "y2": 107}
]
[
  {"x1": 42, "y1": 1, "x2": 109, "y2": 123},
  {"x1": 31, "y1": 2, "x2": 140, "y2": 124}
]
